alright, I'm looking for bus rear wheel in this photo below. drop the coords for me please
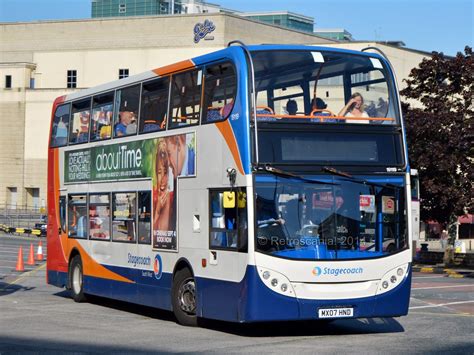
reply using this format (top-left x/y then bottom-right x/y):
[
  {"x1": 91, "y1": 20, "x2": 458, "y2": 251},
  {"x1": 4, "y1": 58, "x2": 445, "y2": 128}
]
[
  {"x1": 69, "y1": 255, "x2": 87, "y2": 303},
  {"x1": 172, "y1": 268, "x2": 198, "y2": 326}
]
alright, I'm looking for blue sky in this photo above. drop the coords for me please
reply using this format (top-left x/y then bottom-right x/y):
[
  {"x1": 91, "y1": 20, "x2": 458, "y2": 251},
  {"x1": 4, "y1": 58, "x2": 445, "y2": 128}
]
[{"x1": 0, "y1": 0, "x2": 472, "y2": 55}]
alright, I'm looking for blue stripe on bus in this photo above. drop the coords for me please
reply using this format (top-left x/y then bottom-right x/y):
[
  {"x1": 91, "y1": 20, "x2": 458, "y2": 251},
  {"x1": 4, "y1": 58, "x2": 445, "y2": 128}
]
[{"x1": 50, "y1": 264, "x2": 411, "y2": 322}]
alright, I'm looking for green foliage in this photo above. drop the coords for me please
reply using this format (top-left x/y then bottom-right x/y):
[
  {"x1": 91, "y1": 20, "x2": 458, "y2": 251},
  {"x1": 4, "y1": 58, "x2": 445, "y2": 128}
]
[{"x1": 401, "y1": 47, "x2": 473, "y2": 226}]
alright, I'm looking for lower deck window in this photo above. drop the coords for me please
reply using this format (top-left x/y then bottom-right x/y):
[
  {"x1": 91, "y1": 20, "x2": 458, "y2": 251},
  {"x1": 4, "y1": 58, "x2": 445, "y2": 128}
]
[
  {"x1": 68, "y1": 195, "x2": 87, "y2": 238},
  {"x1": 89, "y1": 194, "x2": 111, "y2": 240},
  {"x1": 113, "y1": 192, "x2": 137, "y2": 242}
]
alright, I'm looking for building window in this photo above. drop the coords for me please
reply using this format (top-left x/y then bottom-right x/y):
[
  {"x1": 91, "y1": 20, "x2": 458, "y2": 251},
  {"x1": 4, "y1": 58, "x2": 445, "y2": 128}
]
[
  {"x1": 119, "y1": 69, "x2": 129, "y2": 79},
  {"x1": 5, "y1": 75, "x2": 12, "y2": 89},
  {"x1": 119, "y1": 4, "x2": 126, "y2": 13},
  {"x1": 67, "y1": 70, "x2": 77, "y2": 88}
]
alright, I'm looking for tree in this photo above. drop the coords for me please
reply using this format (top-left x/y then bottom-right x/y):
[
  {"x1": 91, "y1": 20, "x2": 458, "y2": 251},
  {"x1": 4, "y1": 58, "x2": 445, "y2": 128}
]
[{"x1": 401, "y1": 46, "x2": 473, "y2": 233}]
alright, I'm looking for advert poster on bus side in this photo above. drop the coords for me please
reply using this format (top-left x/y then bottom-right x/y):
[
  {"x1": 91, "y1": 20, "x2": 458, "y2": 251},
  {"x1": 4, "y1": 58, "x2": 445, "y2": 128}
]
[{"x1": 64, "y1": 133, "x2": 196, "y2": 250}]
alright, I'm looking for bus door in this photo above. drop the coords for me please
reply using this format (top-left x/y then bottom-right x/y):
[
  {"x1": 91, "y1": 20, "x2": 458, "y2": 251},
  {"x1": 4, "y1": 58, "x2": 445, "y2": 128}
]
[{"x1": 205, "y1": 187, "x2": 248, "y2": 318}]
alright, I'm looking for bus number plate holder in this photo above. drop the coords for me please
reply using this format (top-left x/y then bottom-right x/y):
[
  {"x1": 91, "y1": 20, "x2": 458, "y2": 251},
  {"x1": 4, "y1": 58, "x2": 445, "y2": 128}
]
[{"x1": 318, "y1": 307, "x2": 353, "y2": 318}]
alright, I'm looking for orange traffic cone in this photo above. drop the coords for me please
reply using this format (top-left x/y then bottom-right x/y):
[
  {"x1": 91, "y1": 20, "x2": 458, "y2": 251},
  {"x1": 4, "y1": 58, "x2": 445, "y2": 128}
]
[
  {"x1": 27, "y1": 243, "x2": 35, "y2": 266},
  {"x1": 36, "y1": 241, "x2": 44, "y2": 261},
  {"x1": 15, "y1": 246, "x2": 25, "y2": 272}
]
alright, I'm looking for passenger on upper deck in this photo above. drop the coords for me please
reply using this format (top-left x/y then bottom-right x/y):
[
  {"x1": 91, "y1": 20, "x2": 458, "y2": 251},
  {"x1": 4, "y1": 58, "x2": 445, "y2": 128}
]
[
  {"x1": 338, "y1": 92, "x2": 370, "y2": 124},
  {"x1": 115, "y1": 111, "x2": 136, "y2": 136},
  {"x1": 285, "y1": 99, "x2": 298, "y2": 115}
]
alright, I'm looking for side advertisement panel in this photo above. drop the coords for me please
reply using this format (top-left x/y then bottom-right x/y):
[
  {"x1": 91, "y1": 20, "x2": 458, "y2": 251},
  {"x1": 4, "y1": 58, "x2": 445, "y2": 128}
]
[{"x1": 65, "y1": 133, "x2": 196, "y2": 250}]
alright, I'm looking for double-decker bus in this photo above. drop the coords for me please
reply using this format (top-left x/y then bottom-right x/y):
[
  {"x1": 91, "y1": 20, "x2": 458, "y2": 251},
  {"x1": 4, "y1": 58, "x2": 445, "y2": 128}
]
[{"x1": 47, "y1": 43, "x2": 412, "y2": 326}]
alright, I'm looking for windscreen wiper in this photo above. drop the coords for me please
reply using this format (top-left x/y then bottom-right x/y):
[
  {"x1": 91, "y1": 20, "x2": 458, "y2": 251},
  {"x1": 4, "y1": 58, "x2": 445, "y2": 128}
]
[
  {"x1": 322, "y1": 166, "x2": 397, "y2": 189},
  {"x1": 255, "y1": 164, "x2": 336, "y2": 185}
]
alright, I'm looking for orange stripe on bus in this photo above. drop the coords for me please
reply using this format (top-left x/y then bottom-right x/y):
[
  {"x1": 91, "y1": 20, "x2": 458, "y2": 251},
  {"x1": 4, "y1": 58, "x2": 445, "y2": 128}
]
[
  {"x1": 67, "y1": 240, "x2": 134, "y2": 284},
  {"x1": 215, "y1": 120, "x2": 245, "y2": 175},
  {"x1": 152, "y1": 59, "x2": 195, "y2": 76}
]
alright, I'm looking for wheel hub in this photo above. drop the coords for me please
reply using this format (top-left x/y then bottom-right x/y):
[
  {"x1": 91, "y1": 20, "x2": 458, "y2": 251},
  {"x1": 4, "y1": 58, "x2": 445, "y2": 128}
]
[
  {"x1": 178, "y1": 279, "x2": 196, "y2": 314},
  {"x1": 72, "y1": 265, "x2": 82, "y2": 294}
]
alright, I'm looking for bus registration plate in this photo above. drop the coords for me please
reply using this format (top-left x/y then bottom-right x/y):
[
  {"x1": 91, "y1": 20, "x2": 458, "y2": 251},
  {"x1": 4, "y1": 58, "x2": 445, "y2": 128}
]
[{"x1": 318, "y1": 307, "x2": 353, "y2": 318}]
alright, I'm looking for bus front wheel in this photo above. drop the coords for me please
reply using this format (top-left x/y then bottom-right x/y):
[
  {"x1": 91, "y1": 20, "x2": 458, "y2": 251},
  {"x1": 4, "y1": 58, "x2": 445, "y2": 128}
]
[
  {"x1": 69, "y1": 255, "x2": 87, "y2": 303},
  {"x1": 172, "y1": 268, "x2": 198, "y2": 326}
]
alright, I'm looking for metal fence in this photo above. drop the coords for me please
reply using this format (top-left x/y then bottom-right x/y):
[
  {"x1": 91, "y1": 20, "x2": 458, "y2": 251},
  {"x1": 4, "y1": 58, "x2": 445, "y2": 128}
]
[{"x1": 0, "y1": 206, "x2": 45, "y2": 229}]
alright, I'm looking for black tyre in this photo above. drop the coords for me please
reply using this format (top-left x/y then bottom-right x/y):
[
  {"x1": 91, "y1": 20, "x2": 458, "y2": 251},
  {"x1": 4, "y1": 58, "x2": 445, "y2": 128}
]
[
  {"x1": 69, "y1": 255, "x2": 87, "y2": 302},
  {"x1": 172, "y1": 268, "x2": 198, "y2": 326}
]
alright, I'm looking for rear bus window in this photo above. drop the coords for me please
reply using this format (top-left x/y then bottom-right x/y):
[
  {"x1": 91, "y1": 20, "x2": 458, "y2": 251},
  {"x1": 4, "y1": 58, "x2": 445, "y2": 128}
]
[
  {"x1": 202, "y1": 62, "x2": 236, "y2": 123},
  {"x1": 114, "y1": 85, "x2": 140, "y2": 138},
  {"x1": 69, "y1": 99, "x2": 91, "y2": 145},
  {"x1": 91, "y1": 92, "x2": 114, "y2": 141},
  {"x1": 169, "y1": 69, "x2": 202, "y2": 129},
  {"x1": 139, "y1": 77, "x2": 170, "y2": 134},
  {"x1": 50, "y1": 103, "x2": 70, "y2": 147}
]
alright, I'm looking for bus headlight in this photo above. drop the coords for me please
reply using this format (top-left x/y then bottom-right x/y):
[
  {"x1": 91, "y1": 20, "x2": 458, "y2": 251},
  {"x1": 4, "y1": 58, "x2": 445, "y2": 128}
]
[
  {"x1": 376, "y1": 263, "x2": 409, "y2": 295},
  {"x1": 258, "y1": 267, "x2": 296, "y2": 298}
]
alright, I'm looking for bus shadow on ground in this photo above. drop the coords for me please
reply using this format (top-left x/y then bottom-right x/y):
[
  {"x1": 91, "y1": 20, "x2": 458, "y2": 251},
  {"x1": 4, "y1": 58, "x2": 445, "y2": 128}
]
[
  {"x1": 53, "y1": 291, "x2": 404, "y2": 336},
  {"x1": 198, "y1": 317, "x2": 405, "y2": 337},
  {"x1": 0, "y1": 281, "x2": 35, "y2": 296}
]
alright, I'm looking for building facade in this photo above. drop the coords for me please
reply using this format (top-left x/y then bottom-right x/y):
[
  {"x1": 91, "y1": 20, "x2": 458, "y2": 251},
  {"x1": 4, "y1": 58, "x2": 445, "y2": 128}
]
[{"x1": 0, "y1": 13, "x2": 334, "y2": 209}]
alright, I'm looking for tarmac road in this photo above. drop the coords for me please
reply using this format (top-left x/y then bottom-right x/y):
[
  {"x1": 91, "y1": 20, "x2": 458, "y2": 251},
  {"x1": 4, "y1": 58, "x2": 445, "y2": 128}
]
[{"x1": 0, "y1": 233, "x2": 473, "y2": 354}]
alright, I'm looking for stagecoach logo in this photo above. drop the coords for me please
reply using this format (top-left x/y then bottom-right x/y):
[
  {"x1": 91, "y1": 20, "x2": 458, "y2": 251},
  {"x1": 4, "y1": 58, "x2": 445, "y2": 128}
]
[
  {"x1": 153, "y1": 254, "x2": 163, "y2": 280},
  {"x1": 313, "y1": 266, "x2": 364, "y2": 277},
  {"x1": 194, "y1": 19, "x2": 215, "y2": 43}
]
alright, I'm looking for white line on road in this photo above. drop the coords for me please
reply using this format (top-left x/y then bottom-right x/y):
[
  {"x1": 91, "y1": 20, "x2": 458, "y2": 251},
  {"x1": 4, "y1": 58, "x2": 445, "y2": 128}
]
[
  {"x1": 409, "y1": 300, "x2": 474, "y2": 310},
  {"x1": 413, "y1": 275, "x2": 447, "y2": 279},
  {"x1": 413, "y1": 284, "x2": 474, "y2": 290}
]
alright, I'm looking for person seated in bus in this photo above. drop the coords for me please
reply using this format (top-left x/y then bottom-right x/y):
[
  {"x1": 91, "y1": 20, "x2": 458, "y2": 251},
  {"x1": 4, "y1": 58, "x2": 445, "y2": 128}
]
[
  {"x1": 286, "y1": 99, "x2": 298, "y2": 115},
  {"x1": 115, "y1": 111, "x2": 136, "y2": 136},
  {"x1": 312, "y1": 97, "x2": 339, "y2": 123},
  {"x1": 54, "y1": 117, "x2": 68, "y2": 146},
  {"x1": 338, "y1": 92, "x2": 370, "y2": 124}
]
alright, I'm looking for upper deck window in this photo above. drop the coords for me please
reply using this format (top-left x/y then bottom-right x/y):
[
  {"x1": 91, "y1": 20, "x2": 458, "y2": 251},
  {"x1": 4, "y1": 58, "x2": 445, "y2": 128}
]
[
  {"x1": 251, "y1": 50, "x2": 398, "y2": 125},
  {"x1": 169, "y1": 69, "x2": 202, "y2": 129},
  {"x1": 139, "y1": 77, "x2": 169, "y2": 134},
  {"x1": 90, "y1": 92, "x2": 114, "y2": 141},
  {"x1": 50, "y1": 103, "x2": 70, "y2": 148},
  {"x1": 202, "y1": 62, "x2": 237, "y2": 124},
  {"x1": 69, "y1": 99, "x2": 91, "y2": 145},
  {"x1": 113, "y1": 84, "x2": 140, "y2": 138}
]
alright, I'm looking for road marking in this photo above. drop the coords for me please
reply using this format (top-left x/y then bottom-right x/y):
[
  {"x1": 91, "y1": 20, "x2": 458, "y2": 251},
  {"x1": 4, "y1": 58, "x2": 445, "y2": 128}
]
[
  {"x1": 412, "y1": 284, "x2": 474, "y2": 290},
  {"x1": 409, "y1": 311, "x2": 474, "y2": 317},
  {"x1": 409, "y1": 300, "x2": 474, "y2": 310},
  {"x1": 413, "y1": 275, "x2": 447, "y2": 279},
  {"x1": 0, "y1": 263, "x2": 46, "y2": 292}
]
